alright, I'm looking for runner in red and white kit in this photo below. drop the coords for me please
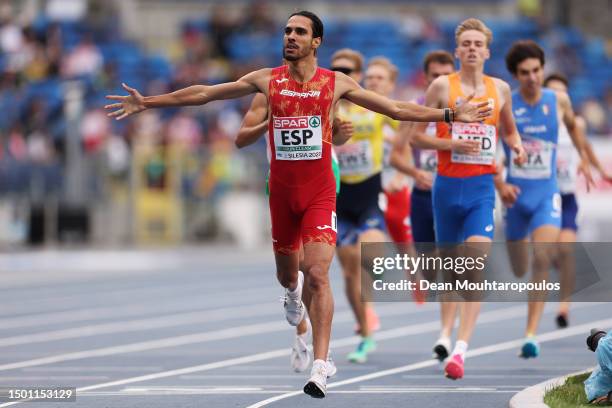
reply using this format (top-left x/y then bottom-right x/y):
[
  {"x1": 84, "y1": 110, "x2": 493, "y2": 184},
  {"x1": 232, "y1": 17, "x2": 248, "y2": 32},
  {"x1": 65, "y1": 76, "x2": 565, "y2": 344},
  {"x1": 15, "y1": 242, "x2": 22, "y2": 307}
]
[{"x1": 105, "y1": 10, "x2": 491, "y2": 398}]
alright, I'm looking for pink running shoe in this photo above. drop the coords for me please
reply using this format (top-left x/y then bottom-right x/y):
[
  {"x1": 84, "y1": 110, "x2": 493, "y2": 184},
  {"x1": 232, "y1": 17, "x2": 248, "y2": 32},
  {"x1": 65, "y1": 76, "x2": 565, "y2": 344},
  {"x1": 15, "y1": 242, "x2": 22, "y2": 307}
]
[
  {"x1": 444, "y1": 354, "x2": 464, "y2": 380},
  {"x1": 354, "y1": 305, "x2": 381, "y2": 334}
]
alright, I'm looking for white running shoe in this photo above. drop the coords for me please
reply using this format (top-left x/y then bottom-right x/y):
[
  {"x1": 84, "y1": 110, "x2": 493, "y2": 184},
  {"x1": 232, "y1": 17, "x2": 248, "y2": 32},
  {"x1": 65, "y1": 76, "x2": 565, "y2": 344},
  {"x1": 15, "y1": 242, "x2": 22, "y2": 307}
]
[
  {"x1": 432, "y1": 337, "x2": 452, "y2": 362},
  {"x1": 303, "y1": 359, "x2": 327, "y2": 398},
  {"x1": 326, "y1": 352, "x2": 337, "y2": 378},
  {"x1": 282, "y1": 271, "x2": 305, "y2": 326},
  {"x1": 290, "y1": 323, "x2": 311, "y2": 373}
]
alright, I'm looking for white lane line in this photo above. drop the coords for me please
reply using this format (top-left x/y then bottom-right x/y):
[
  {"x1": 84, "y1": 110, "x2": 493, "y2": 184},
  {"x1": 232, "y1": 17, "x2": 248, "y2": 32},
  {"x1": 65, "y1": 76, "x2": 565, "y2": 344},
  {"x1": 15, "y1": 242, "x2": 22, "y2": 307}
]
[
  {"x1": 22, "y1": 366, "x2": 163, "y2": 373},
  {"x1": 359, "y1": 385, "x2": 524, "y2": 390},
  {"x1": 0, "y1": 302, "x2": 425, "y2": 346},
  {"x1": 0, "y1": 304, "x2": 279, "y2": 347},
  {"x1": 0, "y1": 303, "x2": 422, "y2": 371},
  {"x1": 245, "y1": 317, "x2": 612, "y2": 408},
  {"x1": 0, "y1": 284, "x2": 276, "y2": 319},
  {"x1": 0, "y1": 321, "x2": 287, "y2": 372},
  {"x1": 0, "y1": 296, "x2": 273, "y2": 331},
  {"x1": 78, "y1": 391, "x2": 289, "y2": 396},
  {"x1": 178, "y1": 375, "x2": 308, "y2": 379},
  {"x1": 74, "y1": 390, "x2": 517, "y2": 396},
  {"x1": 401, "y1": 374, "x2": 553, "y2": 379},
  {"x1": 0, "y1": 304, "x2": 529, "y2": 408},
  {"x1": 331, "y1": 390, "x2": 517, "y2": 394},
  {"x1": 0, "y1": 376, "x2": 110, "y2": 380},
  {"x1": 0, "y1": 305, "x2": 601, "y2": 408},
  {"x1": 0, "y1": 282, "x2": 426, "y2": 330}
]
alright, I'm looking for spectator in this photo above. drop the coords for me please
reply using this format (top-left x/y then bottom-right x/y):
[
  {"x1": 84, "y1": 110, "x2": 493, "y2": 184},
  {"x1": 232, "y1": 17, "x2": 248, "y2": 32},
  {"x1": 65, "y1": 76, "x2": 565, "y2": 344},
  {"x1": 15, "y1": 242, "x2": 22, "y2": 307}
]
[
  {"x1": 581, "y1": 98, "x2": 608, "y2": 136},
  {"x1": 207, "y1": 4, "x2": 240, "y2": 59},
  {"x1": 61, "y1": 34, "x2": 103, "y2": 78}
]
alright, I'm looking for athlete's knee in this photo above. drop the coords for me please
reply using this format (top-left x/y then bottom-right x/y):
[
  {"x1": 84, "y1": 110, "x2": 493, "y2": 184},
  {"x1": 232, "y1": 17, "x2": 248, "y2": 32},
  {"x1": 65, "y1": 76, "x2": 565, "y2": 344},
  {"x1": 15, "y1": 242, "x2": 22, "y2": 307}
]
[
  {"x1": 359, "y1": 229, "x2": 386, "y2": 244},
  {"x1": 305, "y1": 263, "x2": 330, "y2": 293},
  {"x1": 276, "y1": 269, "x2": 297, "y2": 288},
  {"x1": 532, "y1": 249, "x2": 552, "y2": 277},
  {"x1": 556, "y1": 242, "x2": 573, "y2": 260}
]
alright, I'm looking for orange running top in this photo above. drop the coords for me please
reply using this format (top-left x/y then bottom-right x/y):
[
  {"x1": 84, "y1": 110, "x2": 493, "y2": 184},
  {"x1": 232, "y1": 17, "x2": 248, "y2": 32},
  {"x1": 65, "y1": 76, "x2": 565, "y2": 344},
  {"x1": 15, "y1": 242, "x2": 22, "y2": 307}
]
[{"x1": 436, "y1": 72, "x2": 501, "y2": 178}]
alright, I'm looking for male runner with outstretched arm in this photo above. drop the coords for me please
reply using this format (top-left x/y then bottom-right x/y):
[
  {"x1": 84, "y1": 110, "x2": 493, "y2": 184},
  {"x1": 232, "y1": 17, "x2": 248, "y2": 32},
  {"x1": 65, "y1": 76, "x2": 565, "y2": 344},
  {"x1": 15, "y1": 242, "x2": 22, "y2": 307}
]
[{"x1": 105, "y1": 11, "x2": 490, "y2": 397}]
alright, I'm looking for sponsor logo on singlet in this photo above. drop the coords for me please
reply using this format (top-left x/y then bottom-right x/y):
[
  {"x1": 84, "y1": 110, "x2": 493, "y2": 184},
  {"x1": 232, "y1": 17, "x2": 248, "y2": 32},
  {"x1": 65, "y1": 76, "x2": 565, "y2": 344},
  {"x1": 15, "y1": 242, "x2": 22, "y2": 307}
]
[{"x1": 279, "y1": 89, "x2": 321, "y2": 98}]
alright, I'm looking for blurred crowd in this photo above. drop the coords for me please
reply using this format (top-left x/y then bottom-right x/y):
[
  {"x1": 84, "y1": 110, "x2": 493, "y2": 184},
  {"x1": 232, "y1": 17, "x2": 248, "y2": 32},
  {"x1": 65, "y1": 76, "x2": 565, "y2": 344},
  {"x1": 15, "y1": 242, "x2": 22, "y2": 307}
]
[{"x1": 0, "y1": 0, "x2": 610, "y2": 241}]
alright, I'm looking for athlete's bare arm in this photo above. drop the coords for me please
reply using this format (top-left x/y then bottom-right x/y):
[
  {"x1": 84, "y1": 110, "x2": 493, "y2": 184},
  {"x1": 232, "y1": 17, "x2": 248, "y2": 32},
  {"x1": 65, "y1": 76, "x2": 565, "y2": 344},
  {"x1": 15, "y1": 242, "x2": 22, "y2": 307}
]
[
  {"x1": 496, "y1": 79, "x2": 527, "y2": 166},
  {"x1": 578, "y1": 117, "x2": 612, "y2": 182},
  {"x1": 409, "y1": 76, "x2": 480, "y2": 154},
  {"x1": 236, "y1": 93, "x2": 268, "y2": 148},
  {"x1": 331, "y1": 117, "x2": 353, "y2": 146},
  {"x1": 390, "y1": 122, "x2": 417, "y2": 175},
  {"x1": 390, "y1": 122, "x2": 432, "y2": 189},
  {"x1": 105, "y1": 69, "x2": 271, "y2": 120},
  {"x1": 333, "y1": 72, "x2": 491, "y2": 124},
  {"x1": 557, "y1": 90, "x2": 594, "y2": 188}
]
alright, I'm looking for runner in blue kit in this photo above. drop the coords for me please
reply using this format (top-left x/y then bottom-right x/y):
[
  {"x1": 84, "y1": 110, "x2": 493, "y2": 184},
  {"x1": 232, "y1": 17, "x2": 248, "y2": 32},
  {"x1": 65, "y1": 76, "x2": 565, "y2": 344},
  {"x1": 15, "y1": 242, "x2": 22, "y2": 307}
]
[
  {"x1": 543, "y1": 73, "x2": 612, "y2": 328},
  {"x1": 391, "y1": 50, "x2": 458, "y2": 360},
  {"x1": 496, "y1": 40, "x2": 594, "y2": 359}
]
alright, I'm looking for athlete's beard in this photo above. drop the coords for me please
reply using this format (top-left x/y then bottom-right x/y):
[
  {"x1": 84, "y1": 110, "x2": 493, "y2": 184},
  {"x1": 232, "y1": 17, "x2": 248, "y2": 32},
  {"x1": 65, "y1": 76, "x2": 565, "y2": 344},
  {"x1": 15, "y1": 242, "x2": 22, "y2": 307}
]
[
  {"x1": 282, "y1": 45, "x2": 308, "y2": 61},
  {"x1": 283, "y1": 51, "x2": 298, "y2": 61},
  {"x1": 282, "y1": 48, "x2": 299, "y2": 61}
]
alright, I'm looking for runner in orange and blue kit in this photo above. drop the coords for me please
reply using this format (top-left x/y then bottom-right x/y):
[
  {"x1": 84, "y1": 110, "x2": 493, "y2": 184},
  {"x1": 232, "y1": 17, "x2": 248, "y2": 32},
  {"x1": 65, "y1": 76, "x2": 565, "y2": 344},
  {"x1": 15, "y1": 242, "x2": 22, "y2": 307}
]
[{"x1": 408, "y1": 18, "x2": 526, "y2": 380}]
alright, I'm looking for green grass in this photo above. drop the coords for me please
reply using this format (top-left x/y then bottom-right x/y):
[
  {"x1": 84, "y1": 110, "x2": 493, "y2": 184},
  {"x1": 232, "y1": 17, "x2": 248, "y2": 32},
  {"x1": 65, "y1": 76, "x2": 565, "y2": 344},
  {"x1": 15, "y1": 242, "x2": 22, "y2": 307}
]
[{"x1": 544, "y1": 372, "x2": 610, "y2": 407}]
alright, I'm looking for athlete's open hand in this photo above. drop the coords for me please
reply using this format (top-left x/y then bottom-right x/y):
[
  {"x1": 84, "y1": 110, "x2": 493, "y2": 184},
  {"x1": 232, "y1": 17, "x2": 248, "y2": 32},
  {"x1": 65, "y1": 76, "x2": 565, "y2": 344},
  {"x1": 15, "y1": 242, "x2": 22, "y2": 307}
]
[
  {"x1": 454, "y1": 94, "x2": 492, "y2": 123},
  {"x1": 332, "y1": 118, "x2": 354, "y2": 145},
  {"x1": 386, "y1": 172, "x2": 406, "y2": 193},
  {"x1": 498, "y1": 182, "x2": 521, "y2": 207},
  {"x1": 105, "y1": 83, "x2": 146, "y2": 120},
  {"x1": 511, "y1": 143, "x2": 527, "y2": 166},
  {"x1": 451, "y1": 139, "x2": 481, "y2": 155},
  {"x1": 413, "y1": 169, "x2": 433, "y2": 190},
  {"x1": 337, "y1": 119, "x2": 354, "y2": 140},
  {"x1": 600, "y1": 169, "x2": 612, "y2": 184},
  {"x1": 578, "y1": 159, "x2": 595, "y2": 192}
]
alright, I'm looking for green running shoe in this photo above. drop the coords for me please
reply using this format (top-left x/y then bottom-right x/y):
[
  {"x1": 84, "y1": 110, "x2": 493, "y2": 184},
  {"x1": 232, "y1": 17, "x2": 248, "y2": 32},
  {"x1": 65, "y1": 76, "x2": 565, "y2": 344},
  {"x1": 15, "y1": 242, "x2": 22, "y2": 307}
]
[{"x1": 347, "y1": 337, "x2": 376, "y2": 363}]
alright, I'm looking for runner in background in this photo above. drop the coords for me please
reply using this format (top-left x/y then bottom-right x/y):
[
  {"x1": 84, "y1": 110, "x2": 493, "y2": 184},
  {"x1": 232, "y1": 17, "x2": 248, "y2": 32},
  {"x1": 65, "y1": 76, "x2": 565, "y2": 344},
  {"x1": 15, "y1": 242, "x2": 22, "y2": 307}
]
[
  {"x1": 332, "y1": 51, "x2": 391, "y2": 363},
  {"x1": 543, "y1": 73, "x2": 612, "y2": 328},
  {"x1": 407, "y1": 18, "x2": 526, "y2": 379},
  {"x1": 391, "y1": 50, "x2": 457, "y2": 359},
  {"x1": 496, "y1": 41, "x2": 593, "y2": 359}
]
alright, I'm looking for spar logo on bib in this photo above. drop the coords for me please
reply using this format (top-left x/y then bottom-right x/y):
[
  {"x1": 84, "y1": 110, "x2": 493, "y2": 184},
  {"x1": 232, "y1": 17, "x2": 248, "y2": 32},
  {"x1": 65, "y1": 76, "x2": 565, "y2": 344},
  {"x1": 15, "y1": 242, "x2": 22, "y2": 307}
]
[
  {"x1": 273, "y1": 116, "x2": 323, "y2": 161},
  {"x1": 451, "y1": 122, "x2": 497, "y2": 165}
]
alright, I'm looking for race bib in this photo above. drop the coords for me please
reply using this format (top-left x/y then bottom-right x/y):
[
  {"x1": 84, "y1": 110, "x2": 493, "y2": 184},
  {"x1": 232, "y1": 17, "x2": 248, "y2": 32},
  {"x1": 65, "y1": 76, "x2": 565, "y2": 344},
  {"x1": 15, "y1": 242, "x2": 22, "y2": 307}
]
[
  {"x1": 419, "y1": 149, "x2": 438, "y2": 173},
  {"x1": 510, "y1": 138, "x2": 554, "y2": 179},
  {"x1": 335, "y1": 140, "x2": 374, "y2": 176},
  {"x1": 451, "y1": 123, "x2": 496, "y2": 165},
  {"x1": 419, "y1": 122, "x2": 437, "y2": 172},
  {"x1": 273, "y1": 116, "x2": 323, "y2": 160},
  {"x1": 556, "y1": 146, "x2": 578, "y2": 193}
]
